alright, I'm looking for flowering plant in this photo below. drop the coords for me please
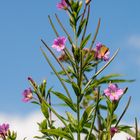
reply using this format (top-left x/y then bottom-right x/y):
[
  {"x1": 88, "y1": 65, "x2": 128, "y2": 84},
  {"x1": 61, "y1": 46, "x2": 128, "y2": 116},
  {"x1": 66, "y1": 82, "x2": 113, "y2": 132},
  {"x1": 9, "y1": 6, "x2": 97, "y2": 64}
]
[{"x1": 1, "y1": 0, "x2": 139, "y2": 140}]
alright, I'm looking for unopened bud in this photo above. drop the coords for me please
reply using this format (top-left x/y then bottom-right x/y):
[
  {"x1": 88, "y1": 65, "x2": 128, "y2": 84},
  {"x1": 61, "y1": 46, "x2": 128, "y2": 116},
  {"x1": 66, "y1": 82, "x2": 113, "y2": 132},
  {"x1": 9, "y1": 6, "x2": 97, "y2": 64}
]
[
  {"x1": 85, "y1": 0, "x2": 91, "y2": 5},
  {"x1": 43, "y1": 80, "x2": 46, "y2": 85},
  {"x1": 28, "y1": 77, "x2": 38, "y2": 89},
  {"x1": 79, "y1": 1, "x2": 83, "y2": 7}
]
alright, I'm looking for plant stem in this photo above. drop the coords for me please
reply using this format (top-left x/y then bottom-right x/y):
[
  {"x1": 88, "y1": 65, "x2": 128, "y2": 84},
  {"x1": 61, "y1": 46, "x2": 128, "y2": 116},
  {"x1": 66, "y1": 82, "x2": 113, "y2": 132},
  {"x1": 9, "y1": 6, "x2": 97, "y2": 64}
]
[
  {"x1": 77, "y1": 96, "x2": 80, "y2": 140},
  {"x1": 95, "y1": 64, "x2": 102, "y2": 137}
]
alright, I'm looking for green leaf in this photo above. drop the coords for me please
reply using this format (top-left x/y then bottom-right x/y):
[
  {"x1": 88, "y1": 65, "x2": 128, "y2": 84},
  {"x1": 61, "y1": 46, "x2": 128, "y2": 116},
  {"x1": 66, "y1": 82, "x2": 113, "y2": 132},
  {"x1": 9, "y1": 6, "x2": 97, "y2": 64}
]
[
  {"x1": 121, "y1": 127, "x2": 135, "y2": 137},
  {"x1": 41, "y1": 129, "x2": 72, "y2": 140},
  {"x1": 41, "y1": 101, "x2": 49, "y2": 119},
  {"x1": 80, "y1": 104, "x2": 95, "y2": 128},
  {"x1": 83, "y1": 48, "x2": 120, "y2": 92},
  {"x1": 135, "y1": 118, "x2": 139, "y2": 140},
  {"x1": 80, "y1": 34, "x2": 91, "y2": 49},
  {"x1": 72, "y1": 82, "x2": 80, "y2": 96},
  {"x1": 40, "y1": 99, "x2": 74, "y2": 139},
  {"x1": 115, "y1": 97, "x2": 131, "y2": 127},
  {"x1": 31, "y1": 101, "x2": 39, "y2": 105},
  {"x1": 66, "y1": 112, "x2": 77, "y2": 128},
  {"x1": 77, "y1": 19, "x2": 86, "y2": 37},
  {"x1": 40, "y1": 48, "x2": 72, "y2": 102},
  {"x1": 52, "y1": 91, "x2": 77, "y2": 112}
]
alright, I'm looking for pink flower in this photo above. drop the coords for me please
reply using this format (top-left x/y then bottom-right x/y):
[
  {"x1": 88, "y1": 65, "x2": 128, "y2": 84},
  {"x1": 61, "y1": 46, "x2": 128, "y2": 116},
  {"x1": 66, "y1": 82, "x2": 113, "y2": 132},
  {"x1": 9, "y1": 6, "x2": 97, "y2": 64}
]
[
  {"x1": 104, "y1": 83, "x2": 124, "y2": 101},
  {"x1": 57, "y1": 0, "x2": 67, "y2": 10},
  {"x1": 110, "y1": 127, "x2": 118, "y2": 137},
  {"x1": 52, "y1": 37, "x2": 67, "y2": 52},
  {"x1": 94, "y1": 42, "x2": 110, "y2": 61},
  {"x1": 0, "y1": 123, "x2": 9, "y2": 137},
  {"x1": 127, "y1": 137, "x2": 134, "y2": 140},
  {"x1": 22, "y1": 88, "x2": 33, "y2": 102}
]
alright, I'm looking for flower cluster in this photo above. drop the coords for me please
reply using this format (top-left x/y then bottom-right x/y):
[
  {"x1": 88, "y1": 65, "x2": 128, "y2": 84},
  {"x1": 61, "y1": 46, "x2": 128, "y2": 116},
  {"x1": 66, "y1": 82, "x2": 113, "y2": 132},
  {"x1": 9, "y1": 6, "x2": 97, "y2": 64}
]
[{"x1": 0, "y1": 123, "x2": 9, "y2": 138}]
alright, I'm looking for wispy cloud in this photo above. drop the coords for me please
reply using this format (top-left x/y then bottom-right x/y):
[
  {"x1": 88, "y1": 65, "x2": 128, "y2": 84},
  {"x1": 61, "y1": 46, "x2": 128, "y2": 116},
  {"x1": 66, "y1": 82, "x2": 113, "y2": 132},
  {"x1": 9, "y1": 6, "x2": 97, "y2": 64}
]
[
  {"x1": 128, "y1": 35, "x2": 140, "y2": 48},
  {"x1": 0, "y1": 111, "x2": 133, "y2": 140}
]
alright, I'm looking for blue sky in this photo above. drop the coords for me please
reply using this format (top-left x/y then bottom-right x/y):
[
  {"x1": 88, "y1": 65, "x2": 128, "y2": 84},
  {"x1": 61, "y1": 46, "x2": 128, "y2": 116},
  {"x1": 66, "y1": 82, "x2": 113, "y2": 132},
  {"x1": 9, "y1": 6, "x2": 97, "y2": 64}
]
[{"x1": 0, "y1": 0, "x2": 140, "y2": 125}]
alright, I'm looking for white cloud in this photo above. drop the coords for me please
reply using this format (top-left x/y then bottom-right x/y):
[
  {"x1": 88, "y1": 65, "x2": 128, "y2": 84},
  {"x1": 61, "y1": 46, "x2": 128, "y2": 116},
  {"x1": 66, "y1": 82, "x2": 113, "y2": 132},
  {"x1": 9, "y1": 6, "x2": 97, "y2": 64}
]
[
  {"x1": 113, "y1": 132, "x2": 132, "y2": 140},
  {"x1": 128, "y1": 35, "x2": 140, "y2": 48},
  {"x1": 0, "y1": 111, "x2": 43, "y2": 140},
  {"x1": 0, "y1": 111, "x2": 134, "y2": 140}
]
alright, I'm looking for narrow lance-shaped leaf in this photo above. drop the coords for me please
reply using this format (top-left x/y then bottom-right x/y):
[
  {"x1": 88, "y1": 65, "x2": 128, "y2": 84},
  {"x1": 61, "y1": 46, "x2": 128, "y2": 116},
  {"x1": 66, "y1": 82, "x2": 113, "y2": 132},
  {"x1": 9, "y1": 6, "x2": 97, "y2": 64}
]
[
  {"x1": 80, "y1": 34, "x2": 91, "y2": 49},
  {"x1": 115, "y1": 97, "x2": 131, "y2": 127},
  {"x1": 40, "y1": 48, "x2": 72, "y2": 102},
  {"x1": 49, "y1": 14, "x2": 76, "y2": 69},
  {"x1": 41, "y1": 39, "x2": 73, "y2": 83},
  {"x1": 51, "y1": 91, "x2": 77, "y2": 112},
  {"x1": 55, "y1": 14, "x2": 73, "y2": 45},
  {"x1": 41, "y1": 101, "x2": 49, "y2": 119},
  {"x1": 81, "y1": 5, "x2": 90, "y2": 43},
  {"x1": 41, "y1": 129, "x2": 73, "y2": 140},
  {"x1": 89, "y1": 18, "x2": 101, "y2": 50},
  {"x1": 40, "y1": 98, "x2": 74, "y2": 139},
  {"x1": 86, "y1": 91, "x2": 100, "y2": 140},
  {"x1": 135, "y1": 118, "x2": 139, "y2": 140},
  {"x1": 48, "y1": 15, "x2": 59, "y2": 37},
  {"x1": 80, "y1": 104, "x2": 95, "y2": 128},
  {"x1": 72, "y1": 82, "x2": 81, "y2": 96},
  {"x1": 83, "y1": 18, "x2": 101, "y2": 67},
  {"x1": 66, "y1": 112, "x2": 77, "y2": 128},
  {"x1": 83, "y1": 48, "x2": 120, "y2": 93},
  {"x1": 77, "y1": 19, "x2": 86, "y2": 37}
]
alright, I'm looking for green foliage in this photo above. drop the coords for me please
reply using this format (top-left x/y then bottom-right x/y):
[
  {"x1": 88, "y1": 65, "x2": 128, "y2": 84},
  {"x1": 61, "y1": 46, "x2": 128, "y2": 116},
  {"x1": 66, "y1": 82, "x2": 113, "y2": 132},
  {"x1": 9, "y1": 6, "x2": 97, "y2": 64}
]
[{"x1": 21, "y1": 0, "x2": 138, "y2": 140}]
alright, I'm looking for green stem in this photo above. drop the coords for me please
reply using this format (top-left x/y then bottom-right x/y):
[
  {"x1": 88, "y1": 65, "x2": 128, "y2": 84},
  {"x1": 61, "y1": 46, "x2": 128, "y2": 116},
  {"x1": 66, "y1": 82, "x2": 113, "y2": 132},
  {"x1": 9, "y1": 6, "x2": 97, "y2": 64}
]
[
  {"x1": 86, "y1": 91, "x2": 100, "y2": 140},
  {"x1": 76, "y1": 51, "x2": 83, "y2": 140},
  {"x1": 77, "y1": 96, "x2": 80, "y2": 140},
  {"x1": 95, "y1": 64, "x2": 102, "y2": 136},
  {"x1": 106, "y1": 111, "x2": 113, "y2": 140}
]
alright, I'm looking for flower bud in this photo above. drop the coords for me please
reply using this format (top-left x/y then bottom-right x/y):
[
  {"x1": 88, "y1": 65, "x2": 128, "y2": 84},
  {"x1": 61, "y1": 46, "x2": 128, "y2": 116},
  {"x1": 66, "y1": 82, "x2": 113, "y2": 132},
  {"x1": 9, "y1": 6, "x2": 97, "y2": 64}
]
[
  {"x1": 28, "y1": 77, "x2": 38, "y2": 90},
  {"x1": 110, "y1": 127, "x2": 118, "y2": 137},
  {"x1": 79, "y1": 1, "x2": 83, "y2": 7},
  {"x1": 85, "y1": 0, "x2": 91, "y2": 5}
]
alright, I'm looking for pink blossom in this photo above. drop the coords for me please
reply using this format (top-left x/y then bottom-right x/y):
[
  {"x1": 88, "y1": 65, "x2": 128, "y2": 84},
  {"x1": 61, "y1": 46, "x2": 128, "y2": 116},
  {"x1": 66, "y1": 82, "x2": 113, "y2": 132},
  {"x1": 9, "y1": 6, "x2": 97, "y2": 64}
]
[
  {"x1": 52, "y1": 37, "x2": 67, "y2": 52},
  {"x1": 94, "y1": 42, "x2": 110, "y2": 61},
  {"x1": 57, "y1": 0, "x2": 67, "y2": 10},
  {"x1": 22, "y1": 88, "x2": 33, "y2": 102},
  {"x1": 0, "y1": 123, "x2": 9, "y2": 137},
  {"x1": 104, "y1": 83, "x2": 124, "y2": 101},
  {"x1": 127, "y1": 137, "x2": 134, "y2": 140},
  {"x1": 110, "y1": 127, "x2": 118, "y2": 137}
]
